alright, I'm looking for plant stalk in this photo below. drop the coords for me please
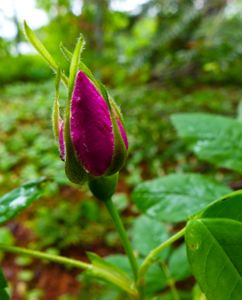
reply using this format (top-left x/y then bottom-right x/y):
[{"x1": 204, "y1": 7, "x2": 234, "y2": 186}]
[
  {"x1": 0, "y1": 244, "x2": 90, "y2": 270},
  {"x1": 105, "y1": 198, "x2": 139, "y2": 280},
  {"x1": 0, "y1": 244, "x2": 138, "y2": 297}
]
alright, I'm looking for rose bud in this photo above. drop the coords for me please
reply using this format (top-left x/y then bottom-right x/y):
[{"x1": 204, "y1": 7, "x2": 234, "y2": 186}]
[{"x1": 53, "y1": 70, "x2": 128, "y2": 185}]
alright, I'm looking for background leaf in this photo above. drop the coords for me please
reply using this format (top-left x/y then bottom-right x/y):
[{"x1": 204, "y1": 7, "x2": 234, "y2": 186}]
[
  {"x1": 106, "y1": 255, "x2": 167, "y2": 295},
  {"x1": 171, "y1": 113, "x2": 242, "y2": 173},
  {"x1": 0, "y1": 178, "x2": 45, "y2": 224},
  {"x1": 132, "y1": 173, "x2": 231, "y2": 223},
  {"x1": 131, "y1": 215, "x2": 169, "y2": 260},
  {"x1": 168, "y1": 243, "x2": 192, "y2": 281}
]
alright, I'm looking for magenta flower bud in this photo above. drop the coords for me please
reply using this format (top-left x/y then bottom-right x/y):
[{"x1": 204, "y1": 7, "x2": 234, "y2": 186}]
[
  {"x1": 54, "y1": 70, "x2": 128, "y2": 182},
  {"x1": 70, "y1": 70, "x2": 128, "y2": 177}
]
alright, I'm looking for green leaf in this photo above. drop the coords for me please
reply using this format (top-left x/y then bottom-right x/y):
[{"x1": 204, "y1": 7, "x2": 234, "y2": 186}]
[
  {"x1": 193, "y1": 284, "x2": 207, "y2": 300},
  {"x1": 106, "y1": 255, "x2": 167, "y2": 294},
  {"x1": 23, "y1": 21, "x2": 68, "y2": 86},
  {"x1": 0, "y1": 269, "x2": 9, "y2": 300},
  {"x1": 201, "y1": 190, "x2": 242, "y2": 222},
  {"x1": 0, "y1": 228, "x2": 15, "y2": 246},
  {"x1": 132, "y1": 173, "x2": 231, "y2": 223},
  {"x1": 168, "y1": 243, "x2": 191, "y2": 281},
  {"x1": 0, "y1": 269, "x2": 7, "y2": 289},
  {"x1": 131, "y1": 215, "x2": 169, "y2": 260},
  {"x1": 0, "y1": 289, "x2": 9, "y2": 300},
  {"x1": 0, "y1": 178, "x2": 45, "y2": 224},
  {"x1": 186, "y1": 219, "x2": 242, "y2": 300},
  {"x1": 171, "y1": 113, "x2": 242, "y2": 173}
]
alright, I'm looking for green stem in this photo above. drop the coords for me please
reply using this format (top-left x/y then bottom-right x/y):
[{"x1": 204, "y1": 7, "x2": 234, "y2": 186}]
[
  {"x1": 105, "y1": 198, "x2": 139, "y2": 280},
  {"x1": 161, "y1": 262, "x2": 180, "y2": 300},
  {"x1": 0, "y1": 244, "x2": 90, "y2": 270},
  {"x1": 137, "y1": 227, "x2": 186, "y2": 286},
  {"x1": 0, "y1": 244, "x2": 138, "y2": 298}
]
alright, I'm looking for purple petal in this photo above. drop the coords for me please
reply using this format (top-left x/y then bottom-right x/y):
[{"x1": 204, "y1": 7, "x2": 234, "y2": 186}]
[
  {"x1": 59, "y1": 119, "x2": 65, "y2": 161},
  {"x1": 70, "y1": 71, "x2": 114, "y2": 176}
]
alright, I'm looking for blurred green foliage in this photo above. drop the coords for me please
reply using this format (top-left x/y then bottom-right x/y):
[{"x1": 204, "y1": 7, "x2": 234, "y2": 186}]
[{"x1": 2, "y1": 0, "x2": 242, "y2": 85}]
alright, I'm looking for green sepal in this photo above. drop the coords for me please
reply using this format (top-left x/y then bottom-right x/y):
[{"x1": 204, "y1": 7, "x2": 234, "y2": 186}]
[
  {"x1": 109, "y1": 97, "x2": 125, "y2": 127},
  {"x1": 60, "y1": 42, "x2": 111, "y2": 108},
  {"x1": 52, "y1": 68, "x2": 61, "y2": 141},
  {"x1": 23, "y1": 21, "x2": 68, "y2": 87},
  {"x1": 106, "y1": 105, "x2": 128, "y2": 176},
  {"x1": 88, "y1": 173, "x2": 119, "y2": 201},
  {"x1": 68, "y1": 35, "x2": 85, "y2": 100},
  {"x1": 64, "y1": 36, "x2": 87, "y2": 184}
]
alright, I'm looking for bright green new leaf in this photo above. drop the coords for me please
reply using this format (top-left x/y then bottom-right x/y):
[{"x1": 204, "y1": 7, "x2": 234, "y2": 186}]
[{"x1": 132, "y1": 173, "x2": 231, "y2": 223}]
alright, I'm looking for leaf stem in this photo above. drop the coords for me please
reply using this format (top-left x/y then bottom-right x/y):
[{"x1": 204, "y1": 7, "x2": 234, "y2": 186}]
[
  {"x1": 137, "y1": 227, "x2": 186, "y2": 286},
  {"x1": 105, "y1": 198, "x2": 139, "y2": 280},
  {"x1": 0, "y1": 244, "x2": 90, "y2": 270},
  {"x1": 0, "y1": 244, "x2": 138, "y2": 297}
]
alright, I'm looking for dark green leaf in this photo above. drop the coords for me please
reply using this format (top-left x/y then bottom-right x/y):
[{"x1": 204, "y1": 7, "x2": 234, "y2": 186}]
[
  {"x1": 169, "y1": 243, "x2": 191, "y2": 281},
  {"x1": 171, "y1": 113, "x2": 242, "y2": 173},
  {"x1": 0, "y1": 290, "x2": 9, "y2": 300},
  {"x1": 0, "y1": 269, "x2": 9, "y2": 300},
  {"x1": 131, "y1": 215, "x2": 169, "y2": 259},
  {"x1": 0, "y1": 178, "x2": 45, "y2": 224},
  {"x1": 0, "y1": 269, "x2": 7, "y2": 289},
  {"x1": 186, "y1": 219, "x2": 242, "y2": 300},
  {"x1": 132, "y1": 173, "x2": 231, "y2": 223}
]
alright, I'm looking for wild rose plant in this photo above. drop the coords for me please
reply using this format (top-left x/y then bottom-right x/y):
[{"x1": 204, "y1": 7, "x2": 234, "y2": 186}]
[{"x1": 0, "y1": 22, "x2": 240, "y2": 300}]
